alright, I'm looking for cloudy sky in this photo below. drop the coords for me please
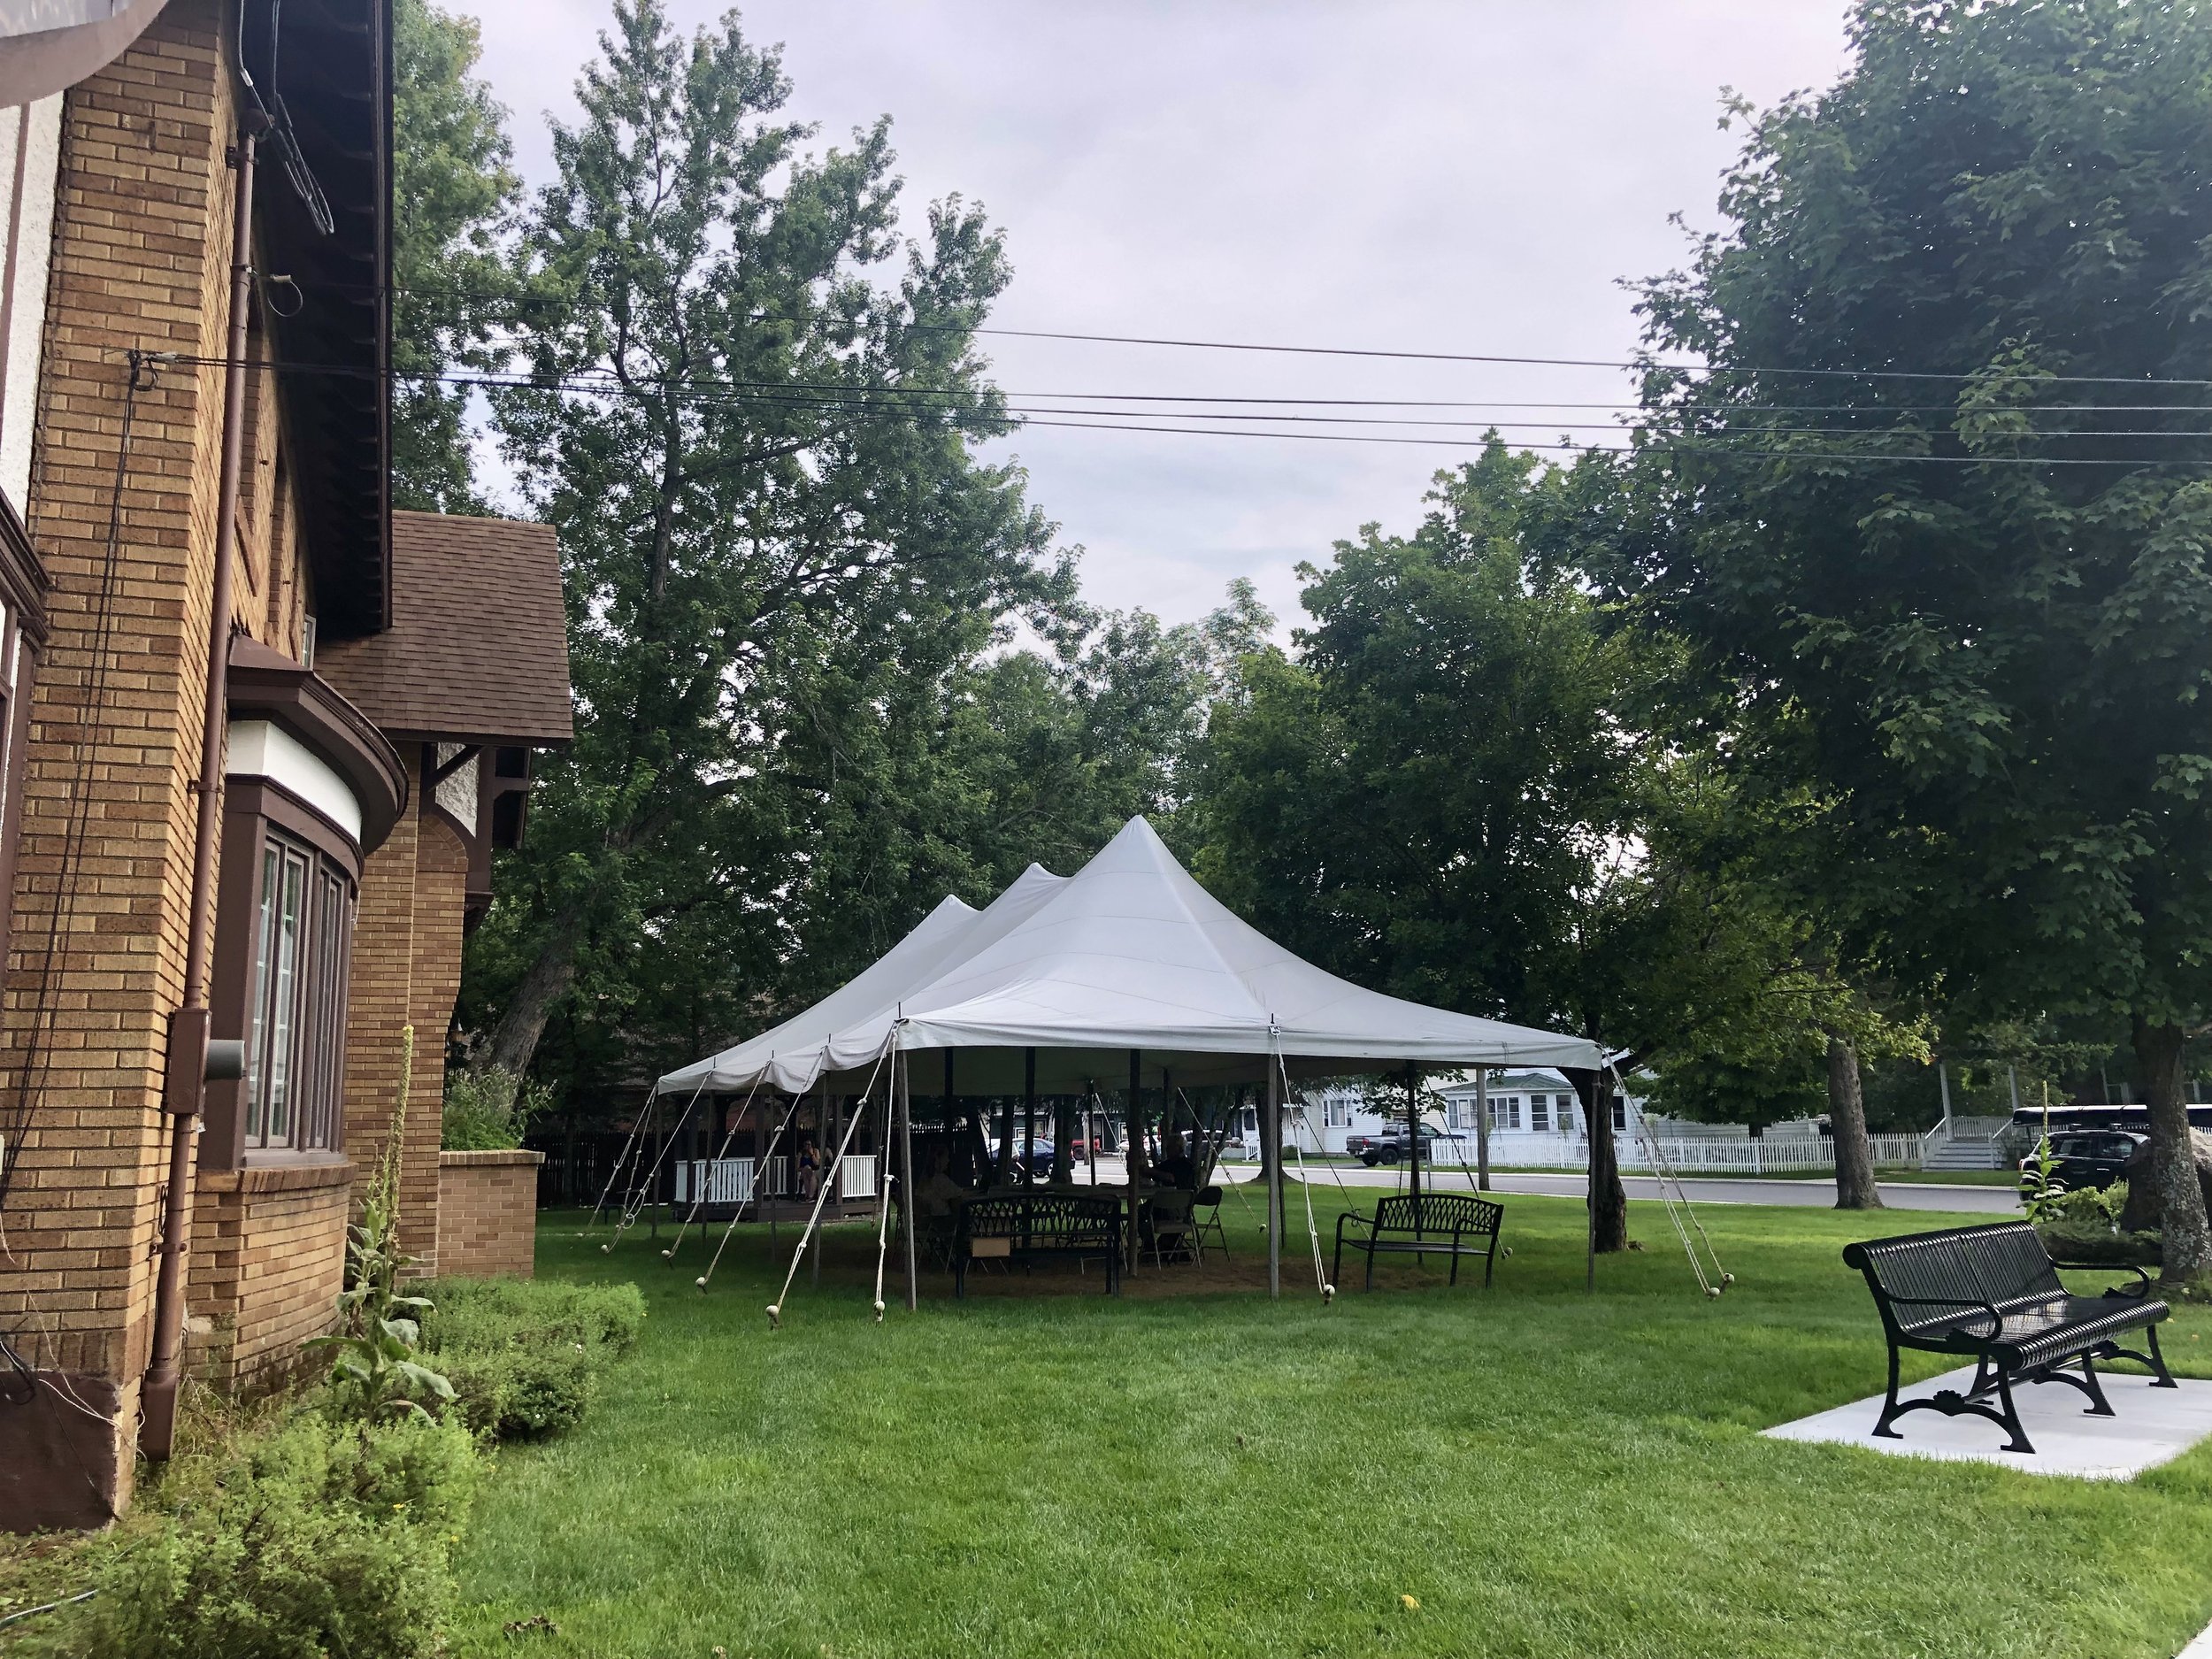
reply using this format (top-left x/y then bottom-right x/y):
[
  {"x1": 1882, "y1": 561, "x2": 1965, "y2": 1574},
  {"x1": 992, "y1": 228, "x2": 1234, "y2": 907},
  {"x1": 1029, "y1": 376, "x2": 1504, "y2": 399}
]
[{"x1": 468, "y1": 2, "x2": 1853, "y2": 632}]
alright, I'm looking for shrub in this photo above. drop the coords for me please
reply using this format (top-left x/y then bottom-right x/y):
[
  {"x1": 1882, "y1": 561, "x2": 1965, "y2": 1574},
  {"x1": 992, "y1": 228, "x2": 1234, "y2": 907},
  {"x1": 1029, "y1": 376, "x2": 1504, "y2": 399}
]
[
  {"x1": 2036, "y1": 1217, "x2": 2162, "y2": 1268},
  {"x1": 416, "y1": 1278, "x2": 646, "y2": 1440},
  {"x1": 2047, "y1": 1180, "x2": 2127, "y2": 1228},
  {"x1": 441, "y1": 1065, "x2": 549, "y2": 1151},
  {"x1": 57, "y1": 1410, "x2": 478, "y2": 1659}
]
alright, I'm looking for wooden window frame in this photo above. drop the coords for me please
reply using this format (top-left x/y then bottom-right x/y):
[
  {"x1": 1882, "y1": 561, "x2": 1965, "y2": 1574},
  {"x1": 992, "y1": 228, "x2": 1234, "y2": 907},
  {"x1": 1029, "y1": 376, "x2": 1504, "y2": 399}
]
[{"x1": 204, "y1": 780, "x2": 360, "y2": 1170}]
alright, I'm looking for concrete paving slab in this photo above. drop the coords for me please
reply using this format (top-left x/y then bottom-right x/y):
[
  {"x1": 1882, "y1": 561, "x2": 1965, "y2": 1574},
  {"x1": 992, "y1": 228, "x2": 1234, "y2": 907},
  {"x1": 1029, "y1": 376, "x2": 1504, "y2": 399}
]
[{"x1": 1763, "y1": 1364, "x2": 2212, "y2": 1480}]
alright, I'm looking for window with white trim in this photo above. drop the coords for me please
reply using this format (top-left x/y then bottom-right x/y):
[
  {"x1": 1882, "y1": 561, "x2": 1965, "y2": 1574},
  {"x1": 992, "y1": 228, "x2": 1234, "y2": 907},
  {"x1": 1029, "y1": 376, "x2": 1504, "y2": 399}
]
[{"x1": 242, "y1": 830, "x2": 354, "y2": 1152}]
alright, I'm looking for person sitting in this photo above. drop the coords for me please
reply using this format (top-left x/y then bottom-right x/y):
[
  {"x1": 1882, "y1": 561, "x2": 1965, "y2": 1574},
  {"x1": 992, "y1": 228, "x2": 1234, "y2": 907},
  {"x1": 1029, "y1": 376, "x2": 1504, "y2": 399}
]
[
  {"x1": 796, "y1": 1136, "x2": 821, "y2": 1198},
  {"x1": 1151, "y1": 1130, "x2": 1197, "y2": 1191}
]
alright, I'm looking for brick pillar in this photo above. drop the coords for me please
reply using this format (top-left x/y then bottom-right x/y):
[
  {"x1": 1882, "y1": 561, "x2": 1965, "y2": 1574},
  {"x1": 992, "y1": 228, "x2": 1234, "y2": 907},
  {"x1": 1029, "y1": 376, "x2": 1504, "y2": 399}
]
[
  {"x1": 403, "y1": 810, "x2": 468, "y2": 1272},
  {"x1": 342, "y1": 746, "x2": 420, "y2": 1223},
  {"x1": 342, "y1": 751, "x2": 465, "y2": 1274}
]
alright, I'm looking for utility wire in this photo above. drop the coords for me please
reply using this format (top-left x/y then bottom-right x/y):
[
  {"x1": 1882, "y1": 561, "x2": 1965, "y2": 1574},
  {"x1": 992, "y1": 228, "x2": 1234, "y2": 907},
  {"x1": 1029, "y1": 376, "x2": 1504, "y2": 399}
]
[
  {"x1": 156, "y1": 350, "x2": 2212, "y2": 466},
  {"x1": 322, "y1": 273, "x2": 2212, "y2": 388}
]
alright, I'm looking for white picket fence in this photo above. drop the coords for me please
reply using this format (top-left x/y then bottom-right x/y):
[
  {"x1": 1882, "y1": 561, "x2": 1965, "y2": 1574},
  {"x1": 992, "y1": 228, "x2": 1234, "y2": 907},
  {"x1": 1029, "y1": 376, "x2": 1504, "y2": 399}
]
[
  {"x1": 671, "y1": 1154, "x2": 882, "y2": 1206},
  {"x1": 1459, "y1": 1133, "x2": 1923, "y2": 1173}
]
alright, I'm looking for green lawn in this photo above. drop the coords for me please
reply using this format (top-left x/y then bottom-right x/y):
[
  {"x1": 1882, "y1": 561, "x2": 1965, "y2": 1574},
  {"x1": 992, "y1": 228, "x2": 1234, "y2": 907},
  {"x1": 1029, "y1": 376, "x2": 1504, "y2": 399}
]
[{"x1": 454, "y1": 1188, "x2": 2212, "y2": 1659}]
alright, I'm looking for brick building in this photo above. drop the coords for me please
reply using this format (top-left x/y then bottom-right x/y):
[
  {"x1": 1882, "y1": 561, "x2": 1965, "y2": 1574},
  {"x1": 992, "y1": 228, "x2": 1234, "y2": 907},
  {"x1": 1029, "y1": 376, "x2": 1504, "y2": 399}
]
[{"x1": 0, "y1": 1, "x2": 571, "y2": 1528}]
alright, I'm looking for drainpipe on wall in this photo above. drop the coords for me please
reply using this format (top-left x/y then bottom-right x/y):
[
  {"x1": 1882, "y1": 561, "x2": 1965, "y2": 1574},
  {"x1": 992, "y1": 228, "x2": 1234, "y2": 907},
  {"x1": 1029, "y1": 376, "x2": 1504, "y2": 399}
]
[{"x1": 140, "y1": 111, "x2": 265, "y2": 1462}]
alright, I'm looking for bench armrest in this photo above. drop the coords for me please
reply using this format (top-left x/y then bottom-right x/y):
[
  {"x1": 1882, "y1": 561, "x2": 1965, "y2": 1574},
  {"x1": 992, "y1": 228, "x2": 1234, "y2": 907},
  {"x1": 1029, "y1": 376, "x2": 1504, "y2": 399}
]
[
  {"x1": 1876, "y1": 1289, "x2": 2005, "y2": 1329},
  {"x1": 1337, "y1": 1211, "x2": 1375, "y2": 1244},
  {"x1": 2053, "y1": 1260, "x2": 2155, "y2": 1300}
]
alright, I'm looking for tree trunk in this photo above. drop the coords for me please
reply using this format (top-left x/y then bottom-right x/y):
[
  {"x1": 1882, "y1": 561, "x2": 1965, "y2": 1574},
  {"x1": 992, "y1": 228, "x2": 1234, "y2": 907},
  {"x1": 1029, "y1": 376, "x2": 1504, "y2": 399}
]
[
  {"x1": 2135, "y1": 1016, "x2": 2212, "y2": 1289},
  {"x1": 1826, "y1": 1035, "x2": 1885, "y2": 1210},
  {"x1": 1571, "y1": 1067, "x2": 1628, "y2": 1253},
  {"x1": 484, "y1": 910, "x2": 585, "y2": 1077}
]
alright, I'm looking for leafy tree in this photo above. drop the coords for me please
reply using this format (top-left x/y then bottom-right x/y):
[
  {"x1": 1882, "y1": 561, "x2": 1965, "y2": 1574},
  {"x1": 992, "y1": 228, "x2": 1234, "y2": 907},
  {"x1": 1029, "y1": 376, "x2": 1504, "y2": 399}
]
[
  {"x1": 467, "y1": 3, "x2": 1253, "y2": 1096},
  {"x1": 390, "y1": 0, "x2": 518, "y2": 511},
  {"x1": 1624, "y1": 0, "x2": 2212, "y2": 1283},
  {"x1": 1192, "y1": 443, "x2": 1871, "y2": 1245}
]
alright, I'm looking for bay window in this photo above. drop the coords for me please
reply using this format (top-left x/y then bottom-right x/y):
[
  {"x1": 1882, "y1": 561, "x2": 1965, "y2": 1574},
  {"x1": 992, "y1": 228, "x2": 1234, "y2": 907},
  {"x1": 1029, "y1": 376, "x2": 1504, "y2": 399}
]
[{"x1": 240, "y1": 829, "x2": 354, "y2": 1153}]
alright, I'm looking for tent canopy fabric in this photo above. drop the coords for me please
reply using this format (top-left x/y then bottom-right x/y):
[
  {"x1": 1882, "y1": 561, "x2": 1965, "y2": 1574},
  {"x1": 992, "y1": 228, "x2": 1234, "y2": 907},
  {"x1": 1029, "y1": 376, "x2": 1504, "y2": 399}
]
[{"x1": 657, "y1": 816, "x2": 1603, "y2": 1098}]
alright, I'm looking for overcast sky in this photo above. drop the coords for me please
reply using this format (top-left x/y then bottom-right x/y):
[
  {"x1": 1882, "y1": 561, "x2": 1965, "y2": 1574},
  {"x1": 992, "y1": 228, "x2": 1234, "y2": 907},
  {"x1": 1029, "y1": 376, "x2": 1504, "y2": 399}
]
[{"x1": 468, "y1": 2, "x2": 1854, "y2": 633}]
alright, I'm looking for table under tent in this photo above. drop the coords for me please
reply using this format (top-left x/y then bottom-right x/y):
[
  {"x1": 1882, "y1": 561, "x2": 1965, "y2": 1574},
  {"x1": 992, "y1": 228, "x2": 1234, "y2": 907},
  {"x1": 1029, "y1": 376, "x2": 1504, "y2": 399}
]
[{"x1": 600, "y1": 816, "x2": 1725, "y2": 1320}]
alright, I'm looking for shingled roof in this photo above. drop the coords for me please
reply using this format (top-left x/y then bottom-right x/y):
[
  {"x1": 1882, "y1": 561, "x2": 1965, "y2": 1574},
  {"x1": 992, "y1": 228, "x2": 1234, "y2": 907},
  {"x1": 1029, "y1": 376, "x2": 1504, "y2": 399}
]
[{"x1": 316, "y1": 511, "x2": 572, "y2": 746}]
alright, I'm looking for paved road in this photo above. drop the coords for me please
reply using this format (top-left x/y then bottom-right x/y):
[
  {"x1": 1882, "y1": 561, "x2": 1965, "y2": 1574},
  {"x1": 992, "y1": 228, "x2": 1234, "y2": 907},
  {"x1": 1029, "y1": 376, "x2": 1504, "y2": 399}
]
[{"x1": 1217, "y1": 1163, "x2": 2020, "y2": 1213}]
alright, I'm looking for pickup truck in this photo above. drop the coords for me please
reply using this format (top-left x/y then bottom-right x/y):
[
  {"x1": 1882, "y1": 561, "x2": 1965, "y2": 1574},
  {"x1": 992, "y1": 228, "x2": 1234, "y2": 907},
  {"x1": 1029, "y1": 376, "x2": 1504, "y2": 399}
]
[{"x1": 1347, "y1": 1129, "x2": 1440, "y2": 1167}]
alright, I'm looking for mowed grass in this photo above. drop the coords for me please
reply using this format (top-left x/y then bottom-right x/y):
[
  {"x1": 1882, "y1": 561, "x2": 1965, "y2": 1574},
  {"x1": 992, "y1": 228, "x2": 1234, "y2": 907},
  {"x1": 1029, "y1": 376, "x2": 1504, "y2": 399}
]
[{"x1": 454, "y1": 1187, "x2": 2212, "y2": 1659}]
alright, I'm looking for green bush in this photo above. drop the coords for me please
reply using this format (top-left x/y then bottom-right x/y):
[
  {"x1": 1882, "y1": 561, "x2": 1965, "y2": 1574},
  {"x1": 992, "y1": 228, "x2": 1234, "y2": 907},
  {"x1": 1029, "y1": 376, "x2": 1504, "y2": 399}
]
[
  {"x1": 439, "y1": 1065, "x2": 549, "y2": 1152},
  {"x1": 416, "y1": 1277, "x2": 645, "y2": 1440},
  {"x1": 2038, "y1": 1217, "x2": 2162, "y2": 1268},
  {"x1": 57, "y1": 1410, "x2": 477, "y2": 1659}
]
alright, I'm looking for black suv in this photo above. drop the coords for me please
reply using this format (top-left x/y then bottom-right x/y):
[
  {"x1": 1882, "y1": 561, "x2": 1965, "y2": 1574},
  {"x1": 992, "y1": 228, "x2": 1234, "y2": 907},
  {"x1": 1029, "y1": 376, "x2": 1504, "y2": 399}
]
[{"x1": 2020, "y1": 1131, "x2": 2144, "y2": 1195}]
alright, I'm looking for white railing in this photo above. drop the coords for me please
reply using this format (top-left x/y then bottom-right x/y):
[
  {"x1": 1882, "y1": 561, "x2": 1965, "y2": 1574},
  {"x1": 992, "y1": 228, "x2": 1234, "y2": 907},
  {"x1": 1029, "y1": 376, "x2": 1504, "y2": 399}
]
[
  {"x1": 672, "y1": 1156, "x2": 800, "y2": 1206},
  {"x1": 1425, "y1": 1133, "x2": 1924, "y2": 1174}
]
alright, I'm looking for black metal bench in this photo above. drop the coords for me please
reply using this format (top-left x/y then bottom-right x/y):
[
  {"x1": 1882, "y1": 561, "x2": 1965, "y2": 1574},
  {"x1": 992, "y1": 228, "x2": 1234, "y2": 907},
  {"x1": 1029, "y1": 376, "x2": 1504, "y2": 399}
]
[
  {"x1": 1841, "y1": 1220, "x2": 2177, "y2": 1454},
  {"x1": 1333, "y1": 1193, "x2": 1503, "y2": 1291},
  {"x1": 954, "y1": 1193, "x2": 1123, "y2": 1298}
]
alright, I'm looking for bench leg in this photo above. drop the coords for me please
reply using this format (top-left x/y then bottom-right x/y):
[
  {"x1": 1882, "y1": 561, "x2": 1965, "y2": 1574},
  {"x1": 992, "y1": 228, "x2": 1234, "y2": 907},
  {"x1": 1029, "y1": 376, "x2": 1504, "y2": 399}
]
[
  {"x1": 1872, "y1": 1347, "x2": 1908, "y2": 1440},
  {"x1": 2105, "y1": 1325, "x2": 2180, "y2": 1388},
  {"x1": 1992, "y1": 1371, "x2": 2036, "y2": 1454},
  {"x1": 2077, "y1": 1352, "x2": 2115, "y2": 1417},
  {"x1": 1365, "y1": 1242, "x2": 1377, "y2": 1292},
  {"x1": 1448, "y1": 1244, "x2": 1461, "y2": 1287},
  {"x1": 1483, "y1": 1244, "x2": 1496, "y2": 1288},
  {"x1": 2027, "y1": 1352, "x2": 2115, "y2": 1417},
  {"x1": 1332, "y1": 1234, "x2": 1343, "y2": 1289}
]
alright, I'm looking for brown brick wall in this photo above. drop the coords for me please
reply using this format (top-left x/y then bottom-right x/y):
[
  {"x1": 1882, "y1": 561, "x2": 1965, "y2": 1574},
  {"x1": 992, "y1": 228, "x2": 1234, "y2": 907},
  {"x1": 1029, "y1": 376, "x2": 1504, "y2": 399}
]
[
  {"x1": 0, "y1": 0, "x2": 363, "y2": 1517},
  {"x1": 0, "y1": 4, "x2": 242, "y2": 1413},
  {"x1": 185, "y1": 1161, "x2": 350, "y2": 1387},
  {"x1": 436, "y1": 1150, "x2": 543, "y2": 1279}
]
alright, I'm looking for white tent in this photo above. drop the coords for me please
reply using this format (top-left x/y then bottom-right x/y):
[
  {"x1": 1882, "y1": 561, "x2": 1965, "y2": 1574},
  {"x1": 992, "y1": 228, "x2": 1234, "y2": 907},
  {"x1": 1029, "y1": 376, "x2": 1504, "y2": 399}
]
[{"x1": 660, "y1": 815, "x2": 1600, "y2": 1097}]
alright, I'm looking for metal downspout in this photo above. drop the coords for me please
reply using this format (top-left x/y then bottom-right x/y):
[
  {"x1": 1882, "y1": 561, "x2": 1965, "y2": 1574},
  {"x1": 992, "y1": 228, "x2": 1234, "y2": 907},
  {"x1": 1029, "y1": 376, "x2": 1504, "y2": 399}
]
[{"x1": 140, "y1": 113, "x2": 264, "y2": 1460}]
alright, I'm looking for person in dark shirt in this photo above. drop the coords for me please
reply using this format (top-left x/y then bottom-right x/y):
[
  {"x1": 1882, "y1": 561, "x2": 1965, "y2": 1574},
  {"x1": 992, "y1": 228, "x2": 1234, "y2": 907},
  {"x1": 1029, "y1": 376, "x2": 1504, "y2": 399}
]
[{"x1": 1151, "y1": 1129, "x2": 1196, "y2": 1190}]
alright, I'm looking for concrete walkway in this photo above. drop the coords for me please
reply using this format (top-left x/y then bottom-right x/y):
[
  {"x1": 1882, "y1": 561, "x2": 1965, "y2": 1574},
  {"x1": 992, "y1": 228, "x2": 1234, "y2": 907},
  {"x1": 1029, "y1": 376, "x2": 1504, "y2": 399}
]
[{"x1": 1765, "y1": 1365, "x2": 2212, "y2": 1480}]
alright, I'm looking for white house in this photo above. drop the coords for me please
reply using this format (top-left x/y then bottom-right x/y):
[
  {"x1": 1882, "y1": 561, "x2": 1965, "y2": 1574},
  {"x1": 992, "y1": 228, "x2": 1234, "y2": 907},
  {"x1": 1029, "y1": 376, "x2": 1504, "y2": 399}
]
[{"x1": 1247, "y1": 1070, "x2": 1651, "y2": 1164}]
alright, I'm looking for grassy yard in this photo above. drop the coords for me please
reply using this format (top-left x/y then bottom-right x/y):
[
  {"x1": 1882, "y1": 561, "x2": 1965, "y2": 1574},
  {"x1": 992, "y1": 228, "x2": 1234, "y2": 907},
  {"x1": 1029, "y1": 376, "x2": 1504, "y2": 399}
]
[{"x1": 454, "y1": 1187, "x2": 2212, "y2": 1659}]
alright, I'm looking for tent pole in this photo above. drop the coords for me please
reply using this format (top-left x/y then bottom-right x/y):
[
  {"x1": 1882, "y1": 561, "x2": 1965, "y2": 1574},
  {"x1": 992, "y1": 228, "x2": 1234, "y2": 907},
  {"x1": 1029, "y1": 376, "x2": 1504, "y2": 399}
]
[
  {"x1": 1161, "y1": 1067, "x2": 1174, "y2": 1173},
  {"x1": 1475, "y1": 1068, "x2": 1491, "y2": 1192},
  {"x1": 943, "y1": 1048, "x2": 956, "y2": 1179},
  {"x1": 997, "y1": 1089, "x2": 1017, "y2": 1188},
  {"x1": 1126, "y1": 1049, "x2": 1146, "y2": 1272},
  {"x1": 1264, "y1": 1059, "x2": 1282, "y2": 1299},
  {"x1": 1406, "y1": 1064, "x2": 1422, "y2": 1205},
  {"x1": 1586, "y1": 1077, "x2": 1597, "y2": 1294},
  {"x1": 817, "y1": 1091, "x2": 839, "y2": 1286},
  {"x1": 1024, "y1": 1048, "x2": 1038, "y2": 1185},
  {"x1": 901, "y1": 1050, "x2": 918, "y2": 1310},
  {"x1": 1086, "y1": 1083, "x2": 1098, "y2": 1184}
]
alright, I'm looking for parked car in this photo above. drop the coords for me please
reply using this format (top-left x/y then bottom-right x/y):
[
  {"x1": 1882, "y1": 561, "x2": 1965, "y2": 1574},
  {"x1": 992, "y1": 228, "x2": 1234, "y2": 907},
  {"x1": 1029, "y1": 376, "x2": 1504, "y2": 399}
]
[
  {"x1": 1352, "y1": 1129, "x2": 1441, "y2": 1167},
  {"x1": 2020, "y1": 1130, "x2": 2145, "y2": 1195}
]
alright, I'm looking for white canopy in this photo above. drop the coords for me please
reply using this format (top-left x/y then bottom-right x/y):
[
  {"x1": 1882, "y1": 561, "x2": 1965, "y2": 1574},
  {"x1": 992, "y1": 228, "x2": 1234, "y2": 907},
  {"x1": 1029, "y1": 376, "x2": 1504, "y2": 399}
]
[{"x1": 658, "y1": 815, "x2": 1602, "y2": 1098}]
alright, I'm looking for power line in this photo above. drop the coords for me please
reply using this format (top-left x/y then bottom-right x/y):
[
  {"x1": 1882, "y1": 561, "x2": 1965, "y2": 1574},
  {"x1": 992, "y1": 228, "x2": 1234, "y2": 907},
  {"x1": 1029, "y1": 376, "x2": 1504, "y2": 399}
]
[
  {"x1": 348, "y1": 273, "x2": 2212, "y2": 388},
  {"x1": 156, "y1": 350, "x2": 2212, "y2": 466}
]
